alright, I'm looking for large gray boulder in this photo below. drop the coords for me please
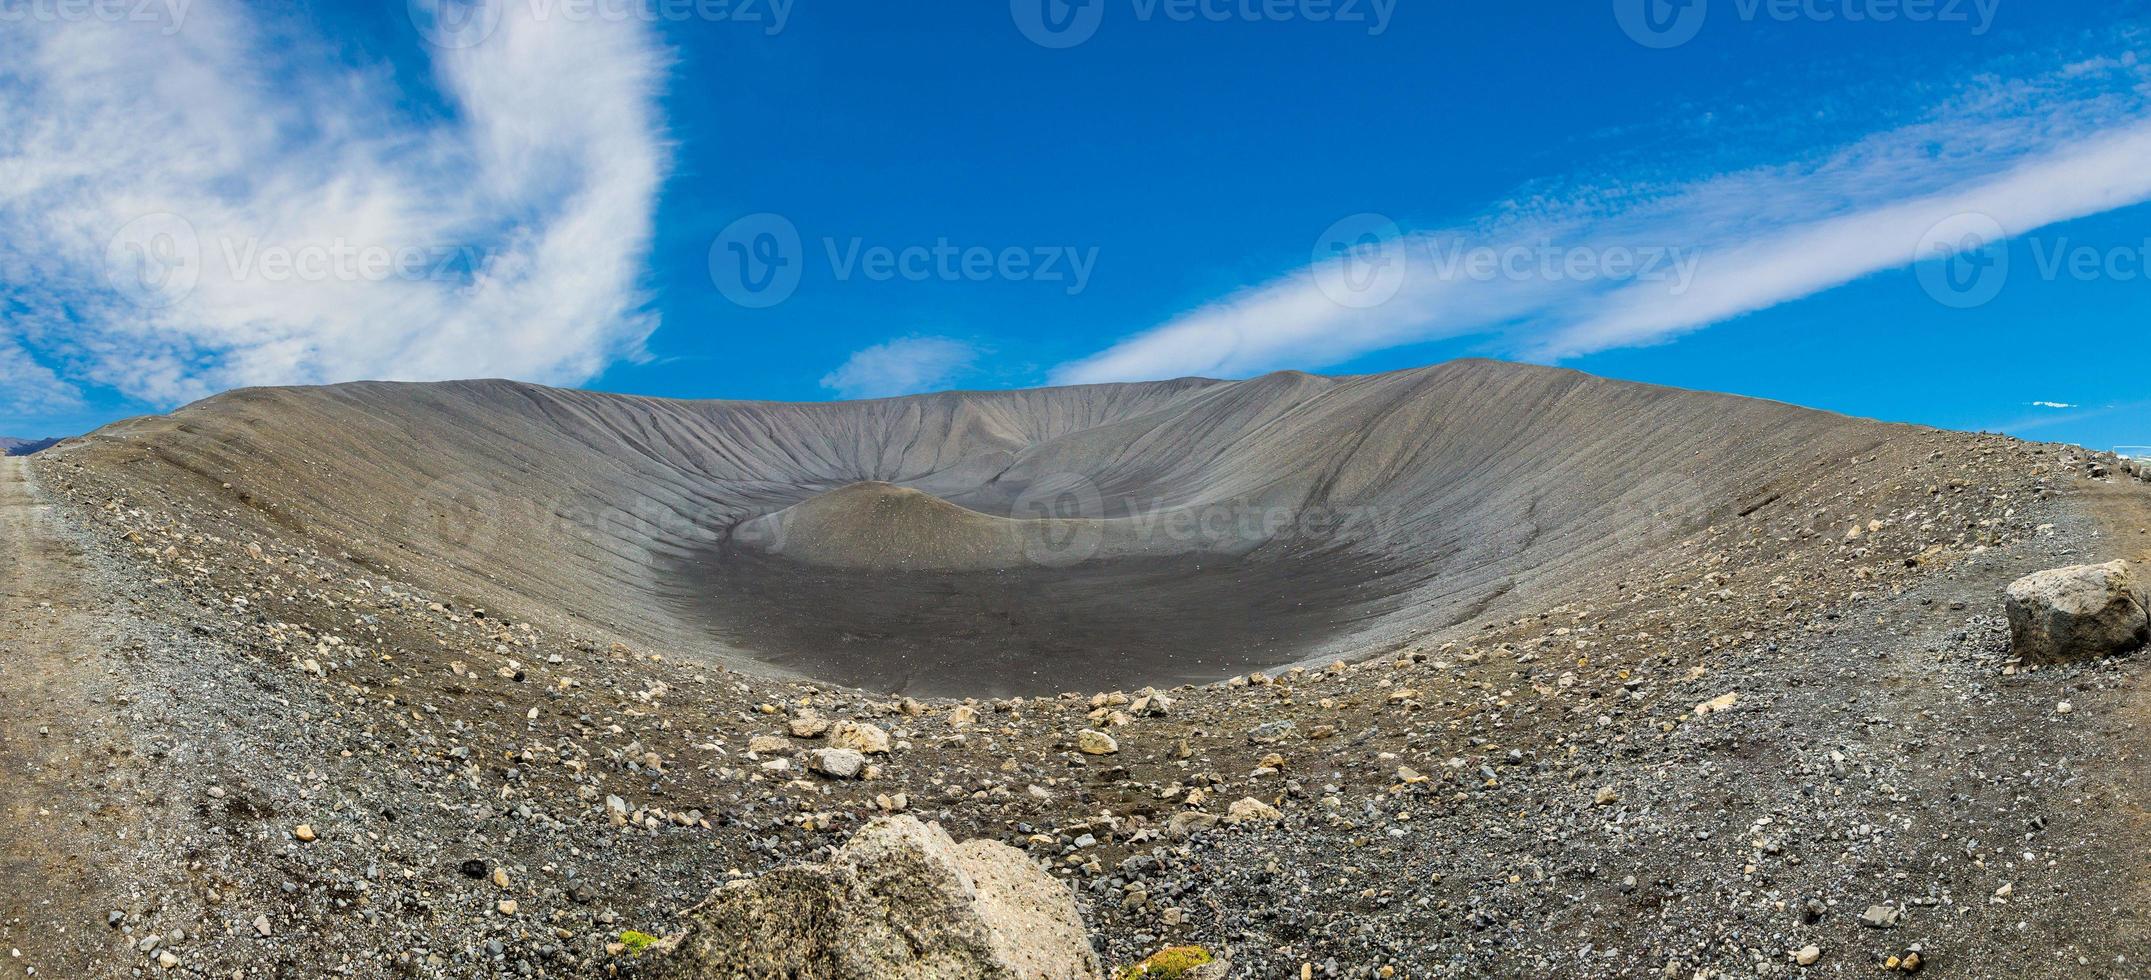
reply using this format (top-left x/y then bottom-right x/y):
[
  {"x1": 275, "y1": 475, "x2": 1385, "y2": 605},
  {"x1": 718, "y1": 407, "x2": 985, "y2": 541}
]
[
  {"x1": 643, "y1": 816, "x2": 1103, "y2": 979},
  {"x1": 2006, "y1": 561, "x2": 2149, "y2": 662}
]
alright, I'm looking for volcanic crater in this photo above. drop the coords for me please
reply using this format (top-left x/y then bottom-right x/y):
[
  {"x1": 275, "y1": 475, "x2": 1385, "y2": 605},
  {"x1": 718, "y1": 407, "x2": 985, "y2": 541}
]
[{"x1": 69, "y1": 359, "x2": 1907, "y2": 695}]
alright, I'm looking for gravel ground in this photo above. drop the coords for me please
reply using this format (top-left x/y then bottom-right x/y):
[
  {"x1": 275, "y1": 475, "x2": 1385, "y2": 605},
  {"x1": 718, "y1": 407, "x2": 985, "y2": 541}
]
[{"x1": 0, "y1": 439, "x2": 2146, "y2": 979}]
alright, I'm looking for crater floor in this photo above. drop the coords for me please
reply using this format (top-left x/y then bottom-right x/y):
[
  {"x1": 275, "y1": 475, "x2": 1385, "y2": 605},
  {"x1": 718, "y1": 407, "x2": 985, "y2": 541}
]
[{"x1": 664, "y1": 542, "x2": 1410, "y2": 696}]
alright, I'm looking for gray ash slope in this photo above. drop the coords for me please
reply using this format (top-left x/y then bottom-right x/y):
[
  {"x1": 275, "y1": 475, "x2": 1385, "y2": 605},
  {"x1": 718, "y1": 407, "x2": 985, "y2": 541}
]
[{"x1": 69, "y1": 359, "x2": 1939, "y2": 694}]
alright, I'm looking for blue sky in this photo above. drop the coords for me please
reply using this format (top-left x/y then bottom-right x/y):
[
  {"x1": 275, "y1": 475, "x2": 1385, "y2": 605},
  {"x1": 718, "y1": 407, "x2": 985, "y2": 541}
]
[{"x1": 2, "y1": 0, "x2": 2148, "y2": 454}]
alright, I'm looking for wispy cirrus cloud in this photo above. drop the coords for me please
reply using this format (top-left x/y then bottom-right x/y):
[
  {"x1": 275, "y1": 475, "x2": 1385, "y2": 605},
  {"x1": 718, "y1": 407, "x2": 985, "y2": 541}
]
[
  {"x1": 1053, "y1": 46, "x2": 2151, "y2": 385},
  {"x1": 821, "y1": 336, "x2": 981, "y2": 399},
  {"x1": 1988, "y1": 399, "x2": 2151, "y2": 437},
  {"x1": 0, "y1": 0, "x2": 670, "y2": 412}
]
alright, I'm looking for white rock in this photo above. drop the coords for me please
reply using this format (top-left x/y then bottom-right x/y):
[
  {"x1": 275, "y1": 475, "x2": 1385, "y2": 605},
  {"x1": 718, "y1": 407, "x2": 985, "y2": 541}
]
[
  {"x1": 828, "y1": 721, "x2": 891, "y2": 755},
  {"x1": 806, "y1": 748, "x2": 867, "y2": 779},
  {"x1": 1075, "y1": 730, "x2": 1119, "y2": 756},
  {"x1": 1693, "y1": 692, "x2": 1740, "y2": 716}
]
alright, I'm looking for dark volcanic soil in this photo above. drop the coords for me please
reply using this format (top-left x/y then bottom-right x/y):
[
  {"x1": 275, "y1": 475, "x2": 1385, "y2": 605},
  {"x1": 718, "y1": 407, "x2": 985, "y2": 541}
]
[{"x1": 663, "y1": 542, "x2": 1414, "y2": 696}]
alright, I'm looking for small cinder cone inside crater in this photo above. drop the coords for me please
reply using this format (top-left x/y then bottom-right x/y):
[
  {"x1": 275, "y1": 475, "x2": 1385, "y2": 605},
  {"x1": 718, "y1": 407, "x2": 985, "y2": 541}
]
[{"x1": 736, "y1": 481, "x2": 1058, "y2": 571}]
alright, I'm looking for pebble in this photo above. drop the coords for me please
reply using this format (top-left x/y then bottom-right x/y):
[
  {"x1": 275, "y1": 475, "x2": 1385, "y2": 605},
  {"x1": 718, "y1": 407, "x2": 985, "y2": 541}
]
[
  {"x1": 807, "y1": 747, "x2": 867, "y2": 779},
  {"x1": 1860, "y1": 904, "x2": 1902, "y2": 929}
]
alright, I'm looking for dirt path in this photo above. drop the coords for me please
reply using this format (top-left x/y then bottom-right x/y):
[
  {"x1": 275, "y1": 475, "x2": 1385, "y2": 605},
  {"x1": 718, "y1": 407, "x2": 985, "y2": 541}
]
[
  {"x1": 2080, "y1": 474, "x2": 2151, "y2": 562},
  {"x1": 2076, "y1": 474, "x2": 2151, "y2": 965},
  {"x1": 0, "y1": 458, "x2": 136, "y2": 976}
]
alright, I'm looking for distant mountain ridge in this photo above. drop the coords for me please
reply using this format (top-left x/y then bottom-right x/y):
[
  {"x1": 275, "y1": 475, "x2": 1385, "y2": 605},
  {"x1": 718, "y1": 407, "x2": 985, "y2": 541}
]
[{"x1": 0, "y1": 437, "x2": 60, "y2": 456}]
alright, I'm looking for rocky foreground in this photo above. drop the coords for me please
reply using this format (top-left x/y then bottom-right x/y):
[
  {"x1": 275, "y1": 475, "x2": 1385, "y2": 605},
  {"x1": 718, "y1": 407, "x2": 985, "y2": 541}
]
[{"x1": 1, "y1": 440, "x2": 2149, "y2": 978}]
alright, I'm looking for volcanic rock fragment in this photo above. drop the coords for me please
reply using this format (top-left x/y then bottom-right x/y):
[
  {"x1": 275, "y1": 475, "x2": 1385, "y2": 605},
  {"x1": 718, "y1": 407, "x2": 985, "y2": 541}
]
[
  {"x1": 1076, "y1": 730, "x2": 1118, "y2": 755},
  {"x1": 642, "y1": 816, "x2": 1102, "y2": 979},
  {"x1": 2005, "y1": 561, "x2": 2149, "y2": 662},
  {"x1": 807, "y1": 748, "x2": 867, "y2": 779}
]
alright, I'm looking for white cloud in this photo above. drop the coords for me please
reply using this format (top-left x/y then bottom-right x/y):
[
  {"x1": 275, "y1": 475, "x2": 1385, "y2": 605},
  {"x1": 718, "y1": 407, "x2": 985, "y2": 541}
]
[
  {"x1": 1530, "y1": 122, "x2": 2151, "y2": 360},
  {"x1": 1053, "y1": 50, "x2": 2151, "y2": 385},
  {"x1": 0, "y1": 341, "x2": 83, "y2": 418},
  {"x1": 820, "y1": 337, "x2": 980, "y2": 400},
  {"x1": 2029, "y1": 401, "x2": 2078, "y2": 409},
  {"x1": 0, "y1": 0, "x2": 669, "y2": 411}
]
